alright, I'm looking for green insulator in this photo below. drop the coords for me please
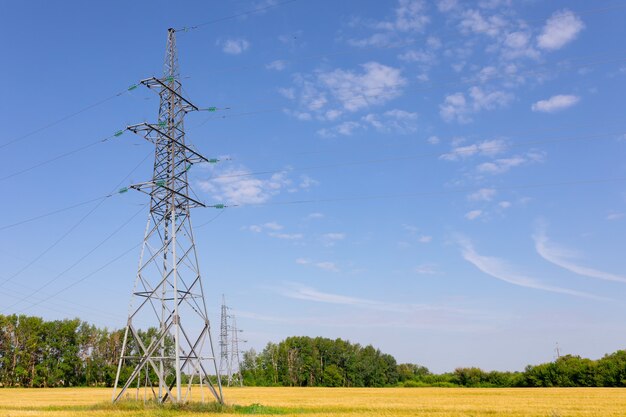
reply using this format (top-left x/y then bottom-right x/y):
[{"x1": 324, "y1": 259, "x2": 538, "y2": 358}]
[
  {"x1": 158, "y1": 121, "x2": 166, "y2": 127},
  {"x1": 185, "y1": 164, "x2": 192, "y2": 171},
  {"x1": 207, "y1": 158, "x2": 219, "y2": 164},
  {"x1": 213, "y1": 204, "x2": 225, "y2": 209},
  {"x1": 207, "y1": 107, "x2": 217, "y2": 112},
  {"x1": 127, "y1": 84, "x2": 138, "y2": 91},
  {"x1": 118, "y1": 187, "x2": 128, "y2": 194},
  {"x1": 114, "y1": 130, "x2": 124, "y2": 137},
  {"x1": 165, "y1": 76, "x2": 174, "y2": 82},
  {"x1": 155, "y1": 180, "x2": 166, "y2": 187}
]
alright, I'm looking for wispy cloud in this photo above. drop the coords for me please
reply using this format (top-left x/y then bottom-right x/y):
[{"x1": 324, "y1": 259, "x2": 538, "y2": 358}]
[
  {"x1": 295, "y1": 259, "x2": 339, "y2": 272},
  {"x1": 458, "y1": 237, "x2": 601, "y2": 299},
  {"x1": 533, "y1": 228, "x2": 626, "y2": 284},
  {"x1": 278, "y1": 283, "x2": 468, "y2": 314}
]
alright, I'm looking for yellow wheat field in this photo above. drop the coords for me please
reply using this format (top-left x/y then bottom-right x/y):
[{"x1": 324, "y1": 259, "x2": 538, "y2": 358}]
[{"x1": 0, "y1": 386, "x2": 624, "y2": 416}]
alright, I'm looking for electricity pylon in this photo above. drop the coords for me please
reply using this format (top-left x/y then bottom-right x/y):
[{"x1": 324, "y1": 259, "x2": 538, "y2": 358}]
[
  {"x1": 112, "y1": 28, "x2": 223, "y2": 404},
  {"x1": 219, "y1": 296, "x2": 245, "y2": 386},
  {"x1": 229, "y1": 315, "x2": 244, "y2": 387},
  {"x1": 219, "y1": 295, "x2": 230, "y2": 379}
]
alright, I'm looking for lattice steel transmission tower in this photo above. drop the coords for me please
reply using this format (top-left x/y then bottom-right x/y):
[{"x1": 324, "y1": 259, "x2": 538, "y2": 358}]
[
  {"x1": 112, "y1": 28, "x2": 223, "y2": 404},
  {"x1": 219, "y1": 295, "x2": 245, "y2": 386},
  {"x1": 219, "y1": 295, "x2": 230, "y2": 379},
  {"x1": 229, "y1": 315, "x2": 244, "y2": 387}
]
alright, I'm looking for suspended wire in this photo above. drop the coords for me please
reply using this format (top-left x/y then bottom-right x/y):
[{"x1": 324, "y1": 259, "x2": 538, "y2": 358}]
[
  {"x1": 0, "y1": 195, "x2": 112, "y2": 232},
  {"x1": 196, "y1": 209, "x2": 226, "y2": 229},
  {"x1": 0, "y1": 131, "x2": 122, "y2": 183},
  {"x1": 15, "y1": 242, "x2": 142, "y2": 316},
  {"x1": 175, "y1": 0, "x2": 300, "y2": 32},
  {"x1": 194, "y1": 54, "x2": 626, "y2": 126},
  {"x1": 203, "y1": 130, "x2": 624, "y2": 181},
  {"x1": 197, "y1": 3, "x2": 626, "y2": 77},
  {"x1": 0, "y1": 151, "x2": 153, "y2": 288},
  {"x1": 2, "y1": 52, "x2": 621, "y2": 182},
  {"x1": 2, "y1": 204, "x2": 147, "y2": 314},
  {"x1": 242, "y1": 176, "x2": 626, "y2": 207},
  {"x1": 0, "y1": 90, "x2": 128, "y2": 150}
]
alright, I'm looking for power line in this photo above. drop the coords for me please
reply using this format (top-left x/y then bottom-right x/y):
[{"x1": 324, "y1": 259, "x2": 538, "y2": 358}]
[
  {"x1": 2, "y1": 204, "x2": 147, "y2": 314},
  {"x1": 0, "y1": 195, "x2": 112, "y2": 232},
  {"x1": 0, "y1": 151, "x2": 152, "y2": 288},
  {"x1": 242, "y1": 176, "x2": 626, "y2": 207},
  {"x1": 0, "y1": 90, "x2": 127, "y2": 150},
  {"x1": 193, "y1": 54, "x2": 626, "y2": 126},
  {"x1": 15, "y1": 242, "x2": 142, "y2": 316},
  {"x1": 175, "y1": 0, "x2": 300, "y2": 32},
  {"x1": 202, "y1": 130, "x2": 624, "y2": 181},
  {"x1": 0, "y1": 130, "x2": 123, "y2": 183}
]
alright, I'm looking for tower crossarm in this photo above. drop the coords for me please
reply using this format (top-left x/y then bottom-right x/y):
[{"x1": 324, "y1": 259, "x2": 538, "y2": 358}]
[
  {"x1": 140, "y1": 76, "x2": 199, "y2": 112},
  {"x1": 128, "y1": 179, "x2": 206, "y2": 208},
  {"x1": 126, "y1": 122, "x2": 209, "y2": 164}
]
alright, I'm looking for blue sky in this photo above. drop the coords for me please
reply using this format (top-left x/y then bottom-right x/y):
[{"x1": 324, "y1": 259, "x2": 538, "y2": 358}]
[{"x1": 1, "y1": 0, "x2": 626, "y2": 373}]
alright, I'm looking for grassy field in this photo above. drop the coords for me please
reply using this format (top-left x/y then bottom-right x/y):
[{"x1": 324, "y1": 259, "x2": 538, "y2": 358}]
[{"x1": 0, "y1": 386, "x2": 624, "y2": 416}]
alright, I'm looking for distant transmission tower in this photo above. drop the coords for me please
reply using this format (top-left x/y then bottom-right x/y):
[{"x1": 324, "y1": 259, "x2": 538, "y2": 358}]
[
  {"x1": 112, "y1": 28, "x2": 223, "y2": 404},
  {"x1": 219, "y1": 295, "x2": 230, "y2": 379},
  {"x1": 219, "y1": 295, "x2": 245, "y2": 387},
  {"x1": 229, "y1": 315, "x2": 244, "y2": 387}
]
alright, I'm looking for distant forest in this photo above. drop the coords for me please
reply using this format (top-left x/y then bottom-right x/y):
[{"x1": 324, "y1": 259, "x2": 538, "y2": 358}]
[{"x1": 0, "y1": 314, "x2": 625, "y2": 388}]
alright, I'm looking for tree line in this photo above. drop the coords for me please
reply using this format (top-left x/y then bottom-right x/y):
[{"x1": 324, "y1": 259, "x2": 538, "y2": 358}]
[
  {"x1": 0, "y1": 314, "x2": 624, "y2": 388},
  {"x1": 241, "y1": 337, "x2": 626, "y2": 387}
]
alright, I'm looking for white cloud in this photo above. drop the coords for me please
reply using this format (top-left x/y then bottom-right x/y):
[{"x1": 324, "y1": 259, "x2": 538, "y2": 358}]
[
  {"x1": 278, "y1": 87, "x2": 295, "y2": 100},
  {"x1": 459, "y1": 9, "x2": 507, "y2": 37},
  {"x1": 415, "y1": 263, "x2": 438, "y2": 274},
  {"x1": 398, "y1": 49, "x2": 436, "y2": 64},
  {"x1": 468, "y1": 188, "x2": 496, "y2": 202},
  {"x1": 427, "y1": 135, "x2": 440, "y2": 145},
  {"x1": 534, "y1": 229, "x2": 626, "y2": 284},
  {"x1": 315, "y1": 261, "x2": 340, "y2": 272},
  {"x1": 299, "y1": 175, "x2": 319, "y2": 189},
  {"x1": 307, "y1": 212, "x2": 324, "y2": 220},
  {"x1": 266, "y1": 60, "x2": 287, "y2": 71},
  {"x1": 440, "y1": 87, "x2": 512, "y2": 123},
  {"x1": 374, "y1": 0, "x2": 430, "y2": 32},
  {"x1": 477, "y1": 156, "x2": 525, "y2": 174},
  {"x1": 269, "y1": 232, "x2": 303, "y2": 240},
  {"x1": 607, "y1": 212, "x2": 624, "y2": 221},
  {"x1": 499, "y1": 201, "x2": 512, "y2": 209},
  {"x1": 459, "y1": 237, "x2": 599, "y2": 299},
  {"x1": 476, "y1": 150, "x2": 544, "y2": 175},
  {"x1": 437, "y1": 0, "x2": 458, "y2": 12},
  {"x1": 197, "y1": 167, "x2": 291, "y2": 205},
  {"x1": 318, "y1": 62, "x2": 407, "y2": 112},
  {"x1": 537, "y1": 9, "x2": 584, "y2": 51},
  {"x1": 465, "y1": 210, "x2": 483, "y2": 220},
  {"x1": 323, "y1": 233, "x2": 346, "y2": 241},
  {"x1": 219, "y1": 38, "x2": 250, "y2": 55},
  {"x1": 440, "y1": 138, "x2": 507, "y2": 161},
  {"x1": 295, "y1": 259, "x2": 339, "y2": 272},
  {"x1": 247, "y1": 221, "x2": 284, "y2": 233},
  {"x1": 263, "y1": 222, "x2": 283, "y2": 231},
  {"x1": 418, "y1": 235, "x2": 432, "y2": 243},
  {"x1": 361, "y1": 109, "x2": 418, "y2": 134},
  {"x1": 279, "y1": 283, "x2": 459, "y2": 314},
  {"x1": 532, "y1": 95, "x2": 580, "y2": 113}
]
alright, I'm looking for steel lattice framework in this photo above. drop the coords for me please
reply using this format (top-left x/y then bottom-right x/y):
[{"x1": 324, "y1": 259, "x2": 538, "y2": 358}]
[
  {"x1": 112, "y1": 28, "x2": 223, "y2": 404},
  {"x1": 219, "y1": 296, "x2": 244, "y2": 387}
]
